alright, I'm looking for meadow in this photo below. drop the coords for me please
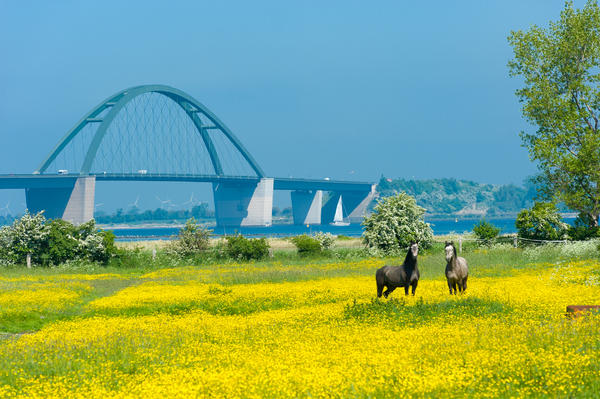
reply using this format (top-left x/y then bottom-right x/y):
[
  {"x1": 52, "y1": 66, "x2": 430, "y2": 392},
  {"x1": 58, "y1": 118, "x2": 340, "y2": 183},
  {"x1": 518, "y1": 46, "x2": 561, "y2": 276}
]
[{"x1": 0, "y1": 241, "x2": 599, "y2": 398}]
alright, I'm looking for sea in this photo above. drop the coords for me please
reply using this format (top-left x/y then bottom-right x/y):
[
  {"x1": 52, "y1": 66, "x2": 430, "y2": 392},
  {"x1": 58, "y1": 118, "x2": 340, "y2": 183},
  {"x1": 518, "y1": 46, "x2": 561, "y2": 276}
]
[{"x1": 109, "y1": 217, "x2": 577, "y2": 241}]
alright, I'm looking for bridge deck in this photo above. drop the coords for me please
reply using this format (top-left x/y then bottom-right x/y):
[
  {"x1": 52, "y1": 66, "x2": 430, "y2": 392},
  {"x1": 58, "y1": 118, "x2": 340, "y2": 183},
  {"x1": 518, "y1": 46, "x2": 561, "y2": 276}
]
[{"x1": 0, "y1": 173, "x2": 374, "y2": 192}]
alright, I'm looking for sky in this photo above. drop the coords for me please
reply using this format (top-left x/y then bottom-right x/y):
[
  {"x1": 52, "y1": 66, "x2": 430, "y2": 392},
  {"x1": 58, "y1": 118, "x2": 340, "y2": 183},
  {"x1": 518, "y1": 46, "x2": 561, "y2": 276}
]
[{"x1": 0, "y1": 0, "x2": 589, "y2": 213}]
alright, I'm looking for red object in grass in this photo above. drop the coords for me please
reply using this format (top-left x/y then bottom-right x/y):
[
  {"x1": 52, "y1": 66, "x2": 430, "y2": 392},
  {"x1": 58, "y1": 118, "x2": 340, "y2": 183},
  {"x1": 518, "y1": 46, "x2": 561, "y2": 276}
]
[{"x1": 566, "y1": 305, "x2": 600, "y2": 318}]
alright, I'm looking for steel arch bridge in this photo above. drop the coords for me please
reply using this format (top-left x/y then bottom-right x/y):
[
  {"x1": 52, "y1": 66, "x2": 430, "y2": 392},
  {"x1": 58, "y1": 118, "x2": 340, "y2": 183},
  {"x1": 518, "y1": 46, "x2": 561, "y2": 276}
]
[
  {"x1": 0, "y1": 85, "x2": 374, "y2": 226},
  {"x1": 36, "y1": 84, "x2": 265, "y2": 179}
]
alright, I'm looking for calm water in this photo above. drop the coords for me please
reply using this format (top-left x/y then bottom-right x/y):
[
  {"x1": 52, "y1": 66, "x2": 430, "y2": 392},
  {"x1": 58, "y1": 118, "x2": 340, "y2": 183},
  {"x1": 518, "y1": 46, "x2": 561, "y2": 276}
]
[{"x1": 111, "y1": 217, "x2": 576, "y2": 241}]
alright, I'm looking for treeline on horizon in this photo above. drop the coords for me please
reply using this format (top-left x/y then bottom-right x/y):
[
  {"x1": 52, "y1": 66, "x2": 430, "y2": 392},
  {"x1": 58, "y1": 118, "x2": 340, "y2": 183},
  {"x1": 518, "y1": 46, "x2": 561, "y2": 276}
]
[
  {"x1": 94, "y1": 203, "x2": 215, "y2": 224},
  {"x1": 376, "y1": 176, "x2": 538, "y2": 216},
  {"x1": 92, "y1": 203, "x2": 294, "y2": 225}
]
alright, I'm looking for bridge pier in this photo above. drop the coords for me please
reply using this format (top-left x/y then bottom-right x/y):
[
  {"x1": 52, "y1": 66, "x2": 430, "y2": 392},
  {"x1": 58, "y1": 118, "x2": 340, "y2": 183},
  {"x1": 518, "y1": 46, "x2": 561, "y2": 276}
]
[
  {"x1": 25, "y1": 177, "x2": 96, "y2": 225},
  {"x1": 321, "y1": 185, "x2": 376, "y2": 224},
  {"x1": 213, "y1": 178, "x2": 273, "y2": 227},
  {"x1": 291, "y1": 190, "x2": 322, "y2": 225},
  {"x1": 343, "y1": 185, "x2": 377, "y2": 223}
]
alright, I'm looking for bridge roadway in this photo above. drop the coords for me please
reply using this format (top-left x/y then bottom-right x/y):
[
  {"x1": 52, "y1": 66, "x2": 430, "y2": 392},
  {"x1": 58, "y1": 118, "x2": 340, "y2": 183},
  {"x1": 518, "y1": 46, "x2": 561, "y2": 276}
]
[
  {"x1": 0, "y1": 173, "x2": 375, "y2": 227},
  {"x1": 0, "y1": 173, "x2": 373, "y2": 192}
]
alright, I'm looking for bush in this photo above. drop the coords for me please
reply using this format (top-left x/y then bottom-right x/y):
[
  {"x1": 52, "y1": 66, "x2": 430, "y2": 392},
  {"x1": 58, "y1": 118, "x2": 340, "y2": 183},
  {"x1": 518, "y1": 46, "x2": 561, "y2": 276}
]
[
  {"x1": 313, "y1": 232, "x2": 335, "y2": 250},
  {"x1": 0, "y1": 211, "x2": 48, "y2": 264},
  {"x1": 473, "y1": 219, "x2": 501, "y2": 245},
  {"x1": 567, "y1": 213, "x2": 600, "y2": 241},
  {"x1": 0, "y1": 212, "x2": 117, "y2": 266},
  {"x1": 225, "y1": 235, "x2": 269, "y2": 261},
  {"x1": 516, "y1": 202, "x2": 568, "y2": 241},
  {"x1": 290, "y1": 235, "x2": 322, "y2": 256},
  {"x1": 167, "y1": 218, "x2": 211, "y2": 257},
  {"x1": 362, "y1": 192, "x2": 433, "y2": 254}
]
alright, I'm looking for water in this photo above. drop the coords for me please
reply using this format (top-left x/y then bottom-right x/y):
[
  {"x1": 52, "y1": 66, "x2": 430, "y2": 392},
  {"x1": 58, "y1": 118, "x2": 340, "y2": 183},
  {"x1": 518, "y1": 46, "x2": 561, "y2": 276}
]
[{"x1": 110, "y1": 217, "x2": 574, "y2": 241}]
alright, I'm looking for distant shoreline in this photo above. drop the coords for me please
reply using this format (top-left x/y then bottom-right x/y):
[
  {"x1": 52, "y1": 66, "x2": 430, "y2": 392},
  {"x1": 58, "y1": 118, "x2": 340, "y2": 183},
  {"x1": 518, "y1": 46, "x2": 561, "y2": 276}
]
[{"x1": 97, "y1": 214, "x2": 581, "y2": 231}]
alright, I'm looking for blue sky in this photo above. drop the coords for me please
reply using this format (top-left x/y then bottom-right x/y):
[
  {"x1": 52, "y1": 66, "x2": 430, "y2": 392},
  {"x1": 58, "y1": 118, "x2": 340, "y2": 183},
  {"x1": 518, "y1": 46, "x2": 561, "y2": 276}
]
[{"x1": 0, "y1": 1, "x2": 587, "y2": 212}]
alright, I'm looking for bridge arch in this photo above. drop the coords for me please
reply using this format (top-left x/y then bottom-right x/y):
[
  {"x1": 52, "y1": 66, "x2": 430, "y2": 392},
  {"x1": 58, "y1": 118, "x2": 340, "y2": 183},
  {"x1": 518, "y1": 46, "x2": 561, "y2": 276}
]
[{"x1": 35, "y1": 85, "x2": 265, "y2": 177}]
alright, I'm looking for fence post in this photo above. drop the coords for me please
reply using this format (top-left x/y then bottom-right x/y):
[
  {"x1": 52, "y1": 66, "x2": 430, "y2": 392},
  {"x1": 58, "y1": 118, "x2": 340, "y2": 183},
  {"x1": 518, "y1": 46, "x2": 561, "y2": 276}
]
[
  {"x1": 26, "y1": 253, "x2": 31, "y2": 268},
  {"x1": 513, "y1": 236, "x2": 518, "y2": 248},
  {"x1": 459, "y1": 237, "x2": 462, "y2": 253},
  {"x1": 152, "y1": 248, "x2": 157, "y2": 260}
]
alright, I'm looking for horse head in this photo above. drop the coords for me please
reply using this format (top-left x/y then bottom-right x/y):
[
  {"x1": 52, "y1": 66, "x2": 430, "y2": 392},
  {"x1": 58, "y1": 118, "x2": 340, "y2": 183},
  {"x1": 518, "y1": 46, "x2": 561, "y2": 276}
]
[
  {"x1": 444, "y1": 241, "x2": 456, "y2": 263},
  {"x1": 410, "y1": 242, "x2": 419, "y2": 258}
]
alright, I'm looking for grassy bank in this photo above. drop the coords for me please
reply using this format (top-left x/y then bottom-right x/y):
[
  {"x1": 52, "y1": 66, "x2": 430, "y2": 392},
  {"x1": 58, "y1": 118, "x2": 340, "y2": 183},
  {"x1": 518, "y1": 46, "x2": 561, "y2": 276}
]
[{"x1": 0, "y1": 243, "x2": 599, "y2": 397}]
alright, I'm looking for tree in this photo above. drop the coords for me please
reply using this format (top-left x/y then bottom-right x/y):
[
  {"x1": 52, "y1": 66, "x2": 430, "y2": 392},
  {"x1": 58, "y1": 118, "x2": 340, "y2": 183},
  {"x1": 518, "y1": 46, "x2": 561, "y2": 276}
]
[
  {"x1": 167, "y1": 218, "x2": 211, "y2": 257},
  {"x1": 515, "y1": 202, "x2": 569, "y2": 241},
  {"x1": 472, "y1": 219, "x2": 501, "y2": 245},
  {"x1": 508, "y1": 0, "x2": 600, "y2": 226},
  {"x1": 362, "y1": 192, "x2": 433, "y2": 254}
]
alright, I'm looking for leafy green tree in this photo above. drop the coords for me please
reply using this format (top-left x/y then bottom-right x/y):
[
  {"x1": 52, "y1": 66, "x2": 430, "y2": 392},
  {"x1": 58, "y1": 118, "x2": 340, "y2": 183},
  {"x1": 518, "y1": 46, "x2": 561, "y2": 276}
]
[
  {"x1": 567, "y1": 212, "x2": 600, "y2": 240},
  {"x1": 473, "y1": 219, "x2": 501, "y2": 245},
  {"x1": 0, "y1": 213, "x2": 116, "y2": 266},
  {"x1": 225, "y1": 235, "x2": 269, "y2": 261},
  {"x1": 508, "y1": 0, "x2": 600, "y2": 226},
  {"x1": 44, "y1": 219, "x2": 79, "y2": 265},
  {"x1": 515, "y1": 202, "x2": 568, "y2": 241},
  {"x1": 167, "y1": 218, "x2": 211, "y2": 257},
  {"x1": 290, "y1": 235, "x2": 322, "y2": 256},
  {"x1": 362, "y1": 192, "x2": 433, "y2": 254}
]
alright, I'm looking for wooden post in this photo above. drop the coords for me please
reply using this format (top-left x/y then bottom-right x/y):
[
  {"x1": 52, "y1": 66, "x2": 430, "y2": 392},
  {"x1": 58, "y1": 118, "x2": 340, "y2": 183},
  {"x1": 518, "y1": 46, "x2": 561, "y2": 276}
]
[
  {"x1": 459, "y1": 237, "x2": 462, "y2": 253},
  {"x1": 514, "y1": 236, "x2": 518, "y2": 248},
  {"x1": 152, "y1": 248, "x2": 157, "y2": 260},
  {"x1": 26, "y1": 253, "x2": 31, "y2": 268}
]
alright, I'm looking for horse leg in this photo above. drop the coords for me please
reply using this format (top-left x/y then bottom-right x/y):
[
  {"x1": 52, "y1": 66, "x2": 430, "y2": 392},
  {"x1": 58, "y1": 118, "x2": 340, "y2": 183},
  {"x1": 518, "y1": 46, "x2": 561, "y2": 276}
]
[
  {"x1": 411, "y1": 281, "x2": 418, "y2": 296},
  {"x1": 452, "y1": 282, "x2": 458, "y2": 295},
  {"x1": 447, "y1": 280, "x2": 453, "y2": 295},
  {"x1": 404, "y1": 284, "x2": 410, "y2": 296},
  {"x1": 383, "y1": 286, "x2": 396, "y2": 298},
  {"x1": 462, "y1": 277, "x2": 467, "y2": 293}
]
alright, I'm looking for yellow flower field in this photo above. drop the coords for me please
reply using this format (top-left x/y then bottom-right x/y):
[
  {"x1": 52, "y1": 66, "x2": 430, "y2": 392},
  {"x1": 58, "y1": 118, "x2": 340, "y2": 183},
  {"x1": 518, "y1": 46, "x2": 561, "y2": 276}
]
[{"x1": 0, "y1": 257, "x2": 599, "y2": 398}]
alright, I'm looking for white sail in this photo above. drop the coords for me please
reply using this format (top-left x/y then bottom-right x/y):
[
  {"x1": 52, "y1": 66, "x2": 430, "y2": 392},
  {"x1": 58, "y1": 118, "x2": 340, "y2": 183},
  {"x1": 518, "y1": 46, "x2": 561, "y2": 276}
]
[{"x1": 331, "y1": 196, "x2": 350, "y2": 226}]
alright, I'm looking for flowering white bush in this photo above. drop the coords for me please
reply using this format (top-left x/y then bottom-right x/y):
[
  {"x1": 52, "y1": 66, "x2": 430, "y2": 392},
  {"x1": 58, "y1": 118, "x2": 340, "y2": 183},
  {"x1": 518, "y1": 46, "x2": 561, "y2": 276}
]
[
  {"x1": 0, "y1": 211, "x2": 48, "y2": 265},
  {"x1": 313, "y1": 232, "x2": 335, "y2": 250},
  {"x1": 0, "y1": 212, "x2": 116, "y2": 266},
  {"x1": 362, "y1": 192, "x2": 433, "y2": 254}
]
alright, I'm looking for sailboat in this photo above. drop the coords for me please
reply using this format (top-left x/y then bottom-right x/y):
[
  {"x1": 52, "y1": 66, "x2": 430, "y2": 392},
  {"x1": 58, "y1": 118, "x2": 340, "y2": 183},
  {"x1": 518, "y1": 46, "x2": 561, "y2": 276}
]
[{"x1": 330, "y1": 196, "x2": 350, "y2": 226}]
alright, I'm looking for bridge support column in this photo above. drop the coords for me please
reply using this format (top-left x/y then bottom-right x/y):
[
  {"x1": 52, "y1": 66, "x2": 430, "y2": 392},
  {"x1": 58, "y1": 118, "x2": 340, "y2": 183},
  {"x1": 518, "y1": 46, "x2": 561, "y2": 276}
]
[
  {"x1": 25, "y1": 177, "x2": 96, "y2": 225},
  {"x1": 344, "y1": 184, "x2": 377, "y2": 223},
  {"x1": 321, "y1": 185, "x2": 376, "y2": 224},
  {"x1": 213, "y1": 178, "x2": 273, "y2": 227},
  {"x1": 321, "y1": 192, "x2": 341, "y2": 225},
  {"x1": 291, "y1": 190, "x2": 322, "y2": 225}
]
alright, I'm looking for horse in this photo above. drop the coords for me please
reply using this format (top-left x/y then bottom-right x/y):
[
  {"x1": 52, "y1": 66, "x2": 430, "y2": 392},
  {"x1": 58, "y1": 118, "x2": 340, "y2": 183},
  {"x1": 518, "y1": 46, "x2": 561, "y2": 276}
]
[
  {"x1": 444, "y1": 241, "x2": 468, "y2": 294},
  {"x1": 376, "y1": 242, "x2": 420, "y2": 297}
]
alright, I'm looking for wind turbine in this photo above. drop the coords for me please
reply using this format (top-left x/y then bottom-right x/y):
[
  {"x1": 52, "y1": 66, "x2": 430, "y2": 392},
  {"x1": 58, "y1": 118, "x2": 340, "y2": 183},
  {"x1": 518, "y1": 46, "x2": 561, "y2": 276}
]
[
  {"x1": 155, "y1": 195, "x2": 174, "y2": 209},
  {"x1": 181, "y1": 192, "x2": 198, "y2": 208},
  {"x1": 1, "y1": 201, "x2": 12, "y2": 217},
  {"x1": 128, "y1": 196, "x2": 140, "y2": 210}
]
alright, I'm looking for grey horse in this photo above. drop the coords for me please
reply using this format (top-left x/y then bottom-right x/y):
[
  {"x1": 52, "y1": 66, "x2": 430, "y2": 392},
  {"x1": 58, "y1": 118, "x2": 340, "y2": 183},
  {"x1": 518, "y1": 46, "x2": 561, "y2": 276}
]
[
  {"x1": 444, "y1": 241, "x2": 468, "y2": 294},
  {"x1": 376, "y1": 242, "x2": 420, "y2": 297}
]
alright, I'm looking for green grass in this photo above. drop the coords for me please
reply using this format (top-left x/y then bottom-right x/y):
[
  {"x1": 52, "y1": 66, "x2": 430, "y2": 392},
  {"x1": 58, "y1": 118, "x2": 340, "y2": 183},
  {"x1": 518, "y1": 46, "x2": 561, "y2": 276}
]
[
  {"x1": 344, "y1": 297, "x2": 511, "y2": 326},
  {"x1": 1, "y1": 241, "x2": 598, "y2": 334}
]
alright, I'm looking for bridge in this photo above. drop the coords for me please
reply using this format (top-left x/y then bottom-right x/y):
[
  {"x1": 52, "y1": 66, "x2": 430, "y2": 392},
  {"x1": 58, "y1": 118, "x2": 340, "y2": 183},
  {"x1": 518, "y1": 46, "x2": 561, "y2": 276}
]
[{"x1": 0, "y1": 85, "x2": 375, "y2": 227}]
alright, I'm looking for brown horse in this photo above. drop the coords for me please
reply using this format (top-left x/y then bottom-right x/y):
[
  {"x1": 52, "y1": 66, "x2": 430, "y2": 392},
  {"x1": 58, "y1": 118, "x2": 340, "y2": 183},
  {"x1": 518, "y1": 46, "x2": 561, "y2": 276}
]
[
  {"x1": 444, "y1": 241, "x2": 468, "y2": 294},
  {"x1": 376, "y1": 243, "x2": 420, "y2": 297}
]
